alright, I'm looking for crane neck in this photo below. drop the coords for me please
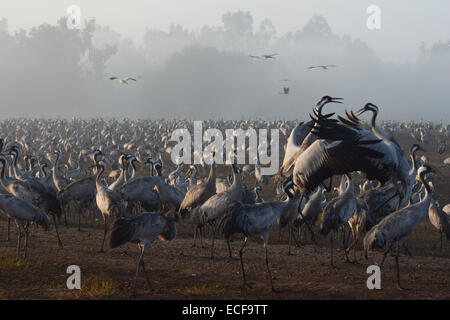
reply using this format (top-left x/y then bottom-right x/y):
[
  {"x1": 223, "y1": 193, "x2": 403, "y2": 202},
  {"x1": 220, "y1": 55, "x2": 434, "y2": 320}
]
[
  {"x1": 0, "y1": 158, "x2": 7, "y2": 180},
  {"x1": 53, "y1": 152, "x2": 62, "y2": 176},
  {"x1": 11, "y1": 152, "x2": 20, "y2": 177},
  {"x1": 418, "y1": 173, "x2": 431, "y2": 200},
  {"x1": 95, "y1": 165, "x2": 105, "y2": 185},
  {"x1": 338, "y1": 175, "x2": 347, "y2": 194},
  {"x1": 344, "y1": 175, "x2": 354, "y2": 195},
  {"x1": 207, "y1": 161, "x2": 216, "y2": 183},
  {"x1": 130, "y1": 160, "x2": 137, "y2": 180},
  {"x1": 410, "y1": 148, "x2": 418, "y2": 175}
]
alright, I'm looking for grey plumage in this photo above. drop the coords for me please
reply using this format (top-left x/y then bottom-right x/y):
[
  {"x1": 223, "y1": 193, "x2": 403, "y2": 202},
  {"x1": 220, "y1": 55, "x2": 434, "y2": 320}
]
[
  {"x1": 179, "y1": 154, "x2": 216, "y2": 217},
  {"x1": 93, "y1": 160, "x2": 126, "y2": 252},
  {"x1": 0, "y1": 193, "x2": 50, "y2": 258},
  {"x1": 363, "y1": 165, "x2": 435, "y2": 289},
  {"x1": 109, "y1": 211, "x2": 177, "y2": 296},
  {"x1": 320, "y1": 174, "x2": 357, "y2": 265},
  {"x1": 221, "y1": 179, "x2": 299, "y2": 292}
]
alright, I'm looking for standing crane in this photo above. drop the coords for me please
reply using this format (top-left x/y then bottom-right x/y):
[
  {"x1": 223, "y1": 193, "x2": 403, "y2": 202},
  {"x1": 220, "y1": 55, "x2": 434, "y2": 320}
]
[
  {"x1": 108, "y1": 154, "x2": 128, "y2": 191},
  {"x1": 428, "y1": 196, "x2": 450, "y2": 251},
  {"x1": 109, "y1": 211, "x2": 178, "y2": 297},
  {"x1": 0, "y1": 154, "x2": 63, "y2": 248},
  {"x1": 221, "y1": 179, "x2": 299, "y2": 292},
  {"x1": 0, "y1": 193, "x2": 50, "y2": 258},
  {"x1": 179, "y1": 149, "x2": 217, "y2": 217},
  {"x1": 51, "y1": 150, "x2": 69, "y2": 192},
  {"x1": 197, "y1": 163, "x2": 243, "y2": 259},
  {"x1": 319, "y1": 174, "x2": 357, "y2": 266},
  {"x1": 363, "y1": 165, "x2": 435, "y2": 290},
  {"x1": 92, "y1": 160, "x2": 127, "y2": 252}
]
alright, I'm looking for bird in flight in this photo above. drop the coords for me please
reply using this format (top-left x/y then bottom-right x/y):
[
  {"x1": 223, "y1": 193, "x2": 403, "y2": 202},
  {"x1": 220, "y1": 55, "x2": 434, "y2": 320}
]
[
  {"x1": 110, "y1": 77, "x2": 137, "y2": 84},
  {"x1": 250, "y1": 53, "x2": 278, "y2": 60},
  {"x1": 307, "y1": 65, "x2": 338, "y2": 70},
  {"x1": 281, "y1": 87, "x2": 290, "y2": 95}
]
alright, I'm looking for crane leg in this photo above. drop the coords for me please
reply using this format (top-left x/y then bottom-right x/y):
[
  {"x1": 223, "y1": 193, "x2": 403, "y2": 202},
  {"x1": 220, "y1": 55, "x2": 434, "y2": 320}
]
[
  {"x1": 226, "y1": 239, "x2": 232, "y2": 259},
  {"x1": 380, "y1": 243, "x2": 393, "y2": 268},
  {"x1": 77, "y1": 209, "x2": 83, "y2": 232},
  {"x1": 199, "y1": 225, "x2": 205, "y2": 248},
  {"x1": 210, "y1": 226, "x2": 215, "y2": 260},
  {"x1": 52, "y1": 215, "x2": 64, "y2": 249},
  {"x1": 342, "y1": 228, "x2": 351, "y2": 263},
  {"x1": 349, "y1": 228, "x2": 358, "y2": 263},
  {"x1": 298, "y1": 211, "x2": 316, "y2": 241},
  {"x1": 24, "y1": 222, "x2": 30, "y2": 259},
  {"x1": 133, "y1": 244, "x2": 146, "y2": 297},
  {"x1": 239, "y1": 237, "x2": 250, "y2": 288},
  {"x1": 287, "y1": 225, "x2": 293, "y2": 255},
  {"x1": 402, "y1": 243, "x2": 413, "y2": 257},
  {"x1": 6, "y1": 218, "x2": 10, "y2": 241},
  {"x1": 139, "y1": 247, "x2": 151, "y2": 289},
  {"x1": 395, "y1": 242, "x2": 409, "y2": 290},
  {"x1": 290, "y1": 226, "x2": 302, "y2": 249},
  {"x1": 191, "y1": 227, "x2": 198, "y2": 248},
  {"x1": 16, "y1": 229, "x2": 23, "y2": 260},
  {"x1": 63, "y1": 209, "x2": 68, "y2": 227},
  {"x1": 264, "y1": 244, "x2": 277, "y2": 292},
  {"x1": 330, "y1": 230, "x2": 334, "y2": 267},
  {"x1": 100, "y1": 216, "x2": 107, "y2": 253}
]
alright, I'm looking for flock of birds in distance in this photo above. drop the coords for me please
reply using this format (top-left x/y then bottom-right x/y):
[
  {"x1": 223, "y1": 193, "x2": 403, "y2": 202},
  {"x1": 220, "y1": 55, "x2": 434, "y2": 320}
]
[
  {"x1": 109, "y1": 52, "x2": 338, "y2": 96},
  {"x1": 0, "y1": 51, "x2": 449, "y2": 296},
  {"x1": 0, "y1": 96, "x2": 449, "y2": 296}
]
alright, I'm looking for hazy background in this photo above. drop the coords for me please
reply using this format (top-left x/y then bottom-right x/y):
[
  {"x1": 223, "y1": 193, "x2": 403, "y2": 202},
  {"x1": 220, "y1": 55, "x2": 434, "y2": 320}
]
[{"x1": 0, "y1": 0, "x2": 449, "y2": 120}]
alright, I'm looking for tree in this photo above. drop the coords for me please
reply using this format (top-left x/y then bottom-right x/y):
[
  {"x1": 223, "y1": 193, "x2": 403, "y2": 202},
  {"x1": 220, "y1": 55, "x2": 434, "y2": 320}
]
[{"x1": 221, "y1": 11, "x2": 254, "y2": 37}]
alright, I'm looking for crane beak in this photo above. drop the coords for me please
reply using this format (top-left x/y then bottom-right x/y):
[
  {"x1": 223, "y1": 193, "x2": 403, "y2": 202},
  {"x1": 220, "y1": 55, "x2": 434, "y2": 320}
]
[
  {"x1": 356, "y1": 107, "x2": 367, "y2": 115},
  {"x1": 330, "y1": 97, "x2": 343, "y2": 104}
]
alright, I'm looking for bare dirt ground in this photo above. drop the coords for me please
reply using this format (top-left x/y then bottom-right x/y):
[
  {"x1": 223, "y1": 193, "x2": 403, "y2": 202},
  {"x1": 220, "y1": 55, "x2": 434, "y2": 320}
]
[
  {"x1": 0, "y1": 131, "x2": 449, "y2": 300},
  {"x1": 0, "y1": 212, "x2": 449, "y2": 300}
]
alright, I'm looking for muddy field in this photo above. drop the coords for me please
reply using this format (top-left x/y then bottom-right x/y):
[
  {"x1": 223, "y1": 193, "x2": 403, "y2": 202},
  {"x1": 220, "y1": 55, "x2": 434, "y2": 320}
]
[{"x1": 0, "y1": 131, "x2": 449, "y2": 300}]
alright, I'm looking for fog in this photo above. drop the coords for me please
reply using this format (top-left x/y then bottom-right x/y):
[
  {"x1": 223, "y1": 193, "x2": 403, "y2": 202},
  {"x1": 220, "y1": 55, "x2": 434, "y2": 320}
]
[{"x1": 0, "y1": 2, "x2": 449, "y2": 121}]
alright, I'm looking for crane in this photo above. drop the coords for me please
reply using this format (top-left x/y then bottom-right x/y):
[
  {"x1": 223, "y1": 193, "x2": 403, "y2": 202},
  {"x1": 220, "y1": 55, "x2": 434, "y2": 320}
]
[
  {"x1": 110, "y1": 77, "x2": 137, "y2": 84},
  {"x1": 0, "y1": 193, "x2": 50, "y2": 258},
  {"x1": 319, "y1": 174, "x2": 357, "y2": 266},
  {"x1": 221, "y1": 179, "x2": 299, "y2": 292},
  {"x1": 363, "y1": 165, "x2": 435, "y2": 290},
  {"x1": 179, "y1": 149, "x2": 217, "y2": 217},
  {"x1": 109, "y1": 211, "x2": 178, "y2": 297},
  {"x1": 92, "y1": 160, "x2": 127, "y2": 252}
]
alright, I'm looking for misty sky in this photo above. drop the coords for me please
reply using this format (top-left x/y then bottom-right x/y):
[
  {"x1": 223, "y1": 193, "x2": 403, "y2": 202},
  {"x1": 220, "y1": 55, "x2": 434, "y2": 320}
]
[
  {"x1": 1, "y1": 0, "x2": 449, "y2": 63},
  {"x1": 0, "y1": 1, "x2": 449, "y2": 121}
]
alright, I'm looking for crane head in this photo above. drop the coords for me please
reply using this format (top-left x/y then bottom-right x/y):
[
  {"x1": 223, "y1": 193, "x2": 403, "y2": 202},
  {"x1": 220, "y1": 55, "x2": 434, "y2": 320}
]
[
  {"x1": 410, "y1": 144, "x2": 426, "y2": 155},
  {"x1": 317, "y1": 96, "x2": 343, "y2": 106},
  {"x1": 315, "y1": 96, "x2": 343, "y2": 118},
  {"x1": 357, "y1": 103, "x2": 378, "y2": 115}
]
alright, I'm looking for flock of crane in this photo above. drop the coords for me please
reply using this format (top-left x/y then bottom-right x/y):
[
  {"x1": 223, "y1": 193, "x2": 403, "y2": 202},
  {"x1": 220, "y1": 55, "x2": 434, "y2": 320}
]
[{"x1": 0, "y1": 96, "x2": 449, "y2": 296}]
